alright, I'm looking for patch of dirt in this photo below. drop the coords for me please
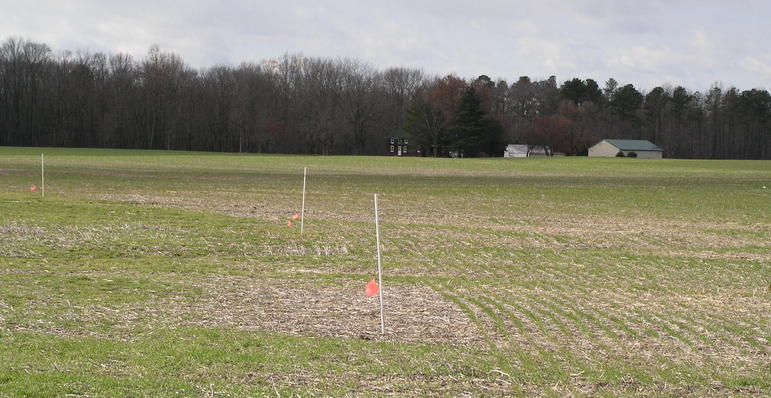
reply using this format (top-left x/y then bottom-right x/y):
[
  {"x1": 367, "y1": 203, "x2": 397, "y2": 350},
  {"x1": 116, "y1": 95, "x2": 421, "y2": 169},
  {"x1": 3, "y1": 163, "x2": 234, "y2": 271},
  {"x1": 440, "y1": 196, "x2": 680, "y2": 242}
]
[
  {"x1": 165, "y1": 276, "x2": 483, "y2": 346},
  {"x1": 94, "y1": 193, "x2": 294, "y2": 221}
]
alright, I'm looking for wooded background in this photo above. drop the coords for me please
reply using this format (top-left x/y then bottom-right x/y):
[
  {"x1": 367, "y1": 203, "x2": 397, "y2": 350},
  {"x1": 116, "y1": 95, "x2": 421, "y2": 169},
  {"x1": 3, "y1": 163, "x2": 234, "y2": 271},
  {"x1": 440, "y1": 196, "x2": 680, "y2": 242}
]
[{"x1": 1, "y1": 38, "x2": 768, "y2": 158}]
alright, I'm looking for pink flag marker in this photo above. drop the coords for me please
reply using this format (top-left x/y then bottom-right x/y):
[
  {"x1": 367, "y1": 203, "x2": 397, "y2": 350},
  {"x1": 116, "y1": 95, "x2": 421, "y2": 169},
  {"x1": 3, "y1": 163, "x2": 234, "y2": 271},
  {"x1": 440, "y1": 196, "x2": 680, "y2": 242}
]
[
  {"x1": 30, "y1": 185, "x2": 37, "y2": 191},
  {"x1": 365, "y1": 278, "x2": 379, "y2": 297}
]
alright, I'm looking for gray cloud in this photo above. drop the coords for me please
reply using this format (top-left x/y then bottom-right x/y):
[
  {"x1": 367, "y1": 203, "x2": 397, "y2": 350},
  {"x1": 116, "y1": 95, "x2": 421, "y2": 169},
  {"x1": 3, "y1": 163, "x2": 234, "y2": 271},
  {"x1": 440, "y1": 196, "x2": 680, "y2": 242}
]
[{"x1": 0, "y1": 0, "x2": 769, "y2": 91}]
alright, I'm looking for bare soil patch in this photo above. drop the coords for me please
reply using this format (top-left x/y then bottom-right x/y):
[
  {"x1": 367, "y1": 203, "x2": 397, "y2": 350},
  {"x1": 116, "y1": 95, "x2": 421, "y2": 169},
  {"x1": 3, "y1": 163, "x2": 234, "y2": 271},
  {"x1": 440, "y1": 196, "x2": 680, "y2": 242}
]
[
  {"x1": 3, "y1": 274, "x2": 483, "y2": 346},
  {"x1": 167, "y1": 276, "x2": 482, "y2": 345},
  {"x1": 93, "y1": 193, "x2": 298, "y2": 222}
]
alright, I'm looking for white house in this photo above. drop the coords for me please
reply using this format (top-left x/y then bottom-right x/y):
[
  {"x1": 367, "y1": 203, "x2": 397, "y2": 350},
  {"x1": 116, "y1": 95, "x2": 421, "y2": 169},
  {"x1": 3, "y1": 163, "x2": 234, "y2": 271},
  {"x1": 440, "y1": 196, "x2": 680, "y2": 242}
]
[
  {"x1": 588, "y1": 139, "x2": 663, "y2": 158},
  {"x1": 503, "y1": 144, "x2": 528, "y2": 158},
  {"x1": 504, "y1": 144, "x2": 557, "y2": 157}
]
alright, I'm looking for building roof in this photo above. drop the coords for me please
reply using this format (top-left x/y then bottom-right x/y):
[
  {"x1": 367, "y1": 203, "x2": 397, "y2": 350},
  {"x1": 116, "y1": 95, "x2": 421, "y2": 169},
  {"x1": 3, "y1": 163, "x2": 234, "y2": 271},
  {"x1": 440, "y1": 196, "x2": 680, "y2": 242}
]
[
  {"x1": 604, "y1": 139, "x2": 662, "y2": 151},
  {"x1": 505, "y1": 144, "x2": 528, "y2": 152}
]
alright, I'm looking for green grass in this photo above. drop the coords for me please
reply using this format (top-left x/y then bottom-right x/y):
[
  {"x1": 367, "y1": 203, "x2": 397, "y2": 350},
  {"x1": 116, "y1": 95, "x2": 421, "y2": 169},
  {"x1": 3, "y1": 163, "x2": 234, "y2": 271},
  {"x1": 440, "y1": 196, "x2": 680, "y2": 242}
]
[{"x1": 1, "y1": 146, "x2": 769, "y2": 397}]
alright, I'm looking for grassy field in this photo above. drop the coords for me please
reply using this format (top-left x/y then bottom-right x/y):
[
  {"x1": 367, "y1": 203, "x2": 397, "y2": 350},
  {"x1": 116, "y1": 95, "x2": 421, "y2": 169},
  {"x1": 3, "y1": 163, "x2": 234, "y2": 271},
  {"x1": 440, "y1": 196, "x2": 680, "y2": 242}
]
[{"x1": 0, "y1": 146, "x2": 769, "y2": 397}]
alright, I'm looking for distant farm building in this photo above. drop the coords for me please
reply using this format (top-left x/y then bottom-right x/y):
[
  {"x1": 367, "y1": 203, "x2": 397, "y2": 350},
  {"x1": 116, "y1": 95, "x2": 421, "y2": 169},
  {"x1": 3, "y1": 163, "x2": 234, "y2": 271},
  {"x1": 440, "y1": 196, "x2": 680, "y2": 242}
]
[
  {"x1": 504, "y1": 144, "x2": 560, "y2": 158},
  {"x1": 588, "y1": 139, "x2": 663, "y2": 158},
  {"x1": 387, "y1": 137, "x2": 409, "y2": 156},
  {"x1": 504, "y1": 144, "x2": 528, "y2": 158}
]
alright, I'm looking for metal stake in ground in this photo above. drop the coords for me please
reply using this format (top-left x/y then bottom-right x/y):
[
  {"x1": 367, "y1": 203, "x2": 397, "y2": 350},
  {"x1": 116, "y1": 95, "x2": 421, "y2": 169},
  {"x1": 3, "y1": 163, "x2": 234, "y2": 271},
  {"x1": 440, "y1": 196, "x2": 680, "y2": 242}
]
[
  {"x1": 374, "y1": 193, "x2": 385, "y2": 334},
  {"x1": 300, "y1": 167, "x2": 307, "y2": 235},
  {"x1": 41, "y1": 153, "x2": 45, "y2": 198}
]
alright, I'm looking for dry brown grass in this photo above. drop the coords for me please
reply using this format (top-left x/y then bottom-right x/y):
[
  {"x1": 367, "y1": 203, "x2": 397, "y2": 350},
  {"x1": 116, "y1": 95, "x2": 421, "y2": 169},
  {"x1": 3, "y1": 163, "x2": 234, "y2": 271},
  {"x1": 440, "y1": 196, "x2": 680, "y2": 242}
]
[{"x1": 156, "y1": 276, "x2": 480, "y2": 346}]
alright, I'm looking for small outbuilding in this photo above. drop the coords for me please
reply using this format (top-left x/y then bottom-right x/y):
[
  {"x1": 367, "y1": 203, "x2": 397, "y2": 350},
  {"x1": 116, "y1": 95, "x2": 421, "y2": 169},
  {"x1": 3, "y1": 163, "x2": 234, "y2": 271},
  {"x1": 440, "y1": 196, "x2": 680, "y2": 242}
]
[
  {"x1": 504, "y1": 144, "x2": 556, "y2": 158},
  {"x1": 588, "y1": 139, "x2": 663, "y2": 158},
  {"x1": 503, "y1": 144, "x2": 528, "y2": 158}
]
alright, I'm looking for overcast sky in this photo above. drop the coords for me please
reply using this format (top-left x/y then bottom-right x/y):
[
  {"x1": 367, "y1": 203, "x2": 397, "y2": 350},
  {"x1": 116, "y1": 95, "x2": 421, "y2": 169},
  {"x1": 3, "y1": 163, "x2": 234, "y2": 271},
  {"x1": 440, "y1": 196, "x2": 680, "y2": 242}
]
[{"x1": 2, "y1": 0, "x2": 769, "y2": 91}]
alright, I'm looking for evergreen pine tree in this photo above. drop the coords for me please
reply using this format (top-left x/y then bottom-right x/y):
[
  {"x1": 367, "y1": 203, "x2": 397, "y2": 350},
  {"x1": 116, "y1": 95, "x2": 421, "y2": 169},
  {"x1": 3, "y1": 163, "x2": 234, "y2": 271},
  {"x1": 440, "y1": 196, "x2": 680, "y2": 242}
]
[{"x1": 448, "y1": 87, "x2": 504, "y2": 157}]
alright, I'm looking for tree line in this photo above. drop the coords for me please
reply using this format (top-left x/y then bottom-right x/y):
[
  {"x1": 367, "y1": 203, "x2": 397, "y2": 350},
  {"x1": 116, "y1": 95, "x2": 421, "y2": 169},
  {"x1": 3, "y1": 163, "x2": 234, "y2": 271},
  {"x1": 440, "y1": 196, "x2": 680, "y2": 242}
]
[{"x1": 1, "y1": 37, "x2": 768, "y2": 158}]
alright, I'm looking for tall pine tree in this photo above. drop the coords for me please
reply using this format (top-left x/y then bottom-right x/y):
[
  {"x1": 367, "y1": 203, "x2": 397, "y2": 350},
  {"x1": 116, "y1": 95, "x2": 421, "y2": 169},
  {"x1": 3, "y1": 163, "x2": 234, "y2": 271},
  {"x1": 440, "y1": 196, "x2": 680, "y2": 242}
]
[{"x1": 447, "y1": 87, "x2": 504, "y2": 157}]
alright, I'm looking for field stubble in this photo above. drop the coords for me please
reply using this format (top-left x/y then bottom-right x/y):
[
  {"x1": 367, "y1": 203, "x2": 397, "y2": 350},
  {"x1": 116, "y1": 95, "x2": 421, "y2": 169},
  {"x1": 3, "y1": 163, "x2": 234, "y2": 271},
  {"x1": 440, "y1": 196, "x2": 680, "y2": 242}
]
[{"x1": 0, "y1": 148, "x2": 769, "y2": 396}]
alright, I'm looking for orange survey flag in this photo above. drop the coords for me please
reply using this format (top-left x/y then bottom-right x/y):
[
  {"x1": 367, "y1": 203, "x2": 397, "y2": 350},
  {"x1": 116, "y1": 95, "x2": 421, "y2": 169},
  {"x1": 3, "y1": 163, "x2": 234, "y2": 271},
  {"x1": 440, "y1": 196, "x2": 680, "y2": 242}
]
[
  {"x1": 30, "y1": 185, "x2": 37, "y2": 191},
  {"x1": 365, "y1": 278, "x2": 379, "y2": 297},
  {"x1": 291, "y1": 212, "x2": 300, "y2": 221}
]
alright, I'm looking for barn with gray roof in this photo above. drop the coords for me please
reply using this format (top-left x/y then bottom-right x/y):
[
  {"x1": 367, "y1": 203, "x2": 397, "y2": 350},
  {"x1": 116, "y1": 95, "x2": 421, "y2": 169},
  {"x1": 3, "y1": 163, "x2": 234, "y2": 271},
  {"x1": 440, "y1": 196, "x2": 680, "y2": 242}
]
[{"x1": 588, "y1": 139, "x2": 663, "y2": 158}]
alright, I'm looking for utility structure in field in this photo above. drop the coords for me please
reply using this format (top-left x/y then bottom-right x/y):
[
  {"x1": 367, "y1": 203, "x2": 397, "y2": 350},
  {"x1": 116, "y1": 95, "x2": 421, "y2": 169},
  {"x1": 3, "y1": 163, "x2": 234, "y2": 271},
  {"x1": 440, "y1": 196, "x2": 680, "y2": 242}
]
[{"x1": 588, "y1": 139, "x2": 663, "y2": 158}]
